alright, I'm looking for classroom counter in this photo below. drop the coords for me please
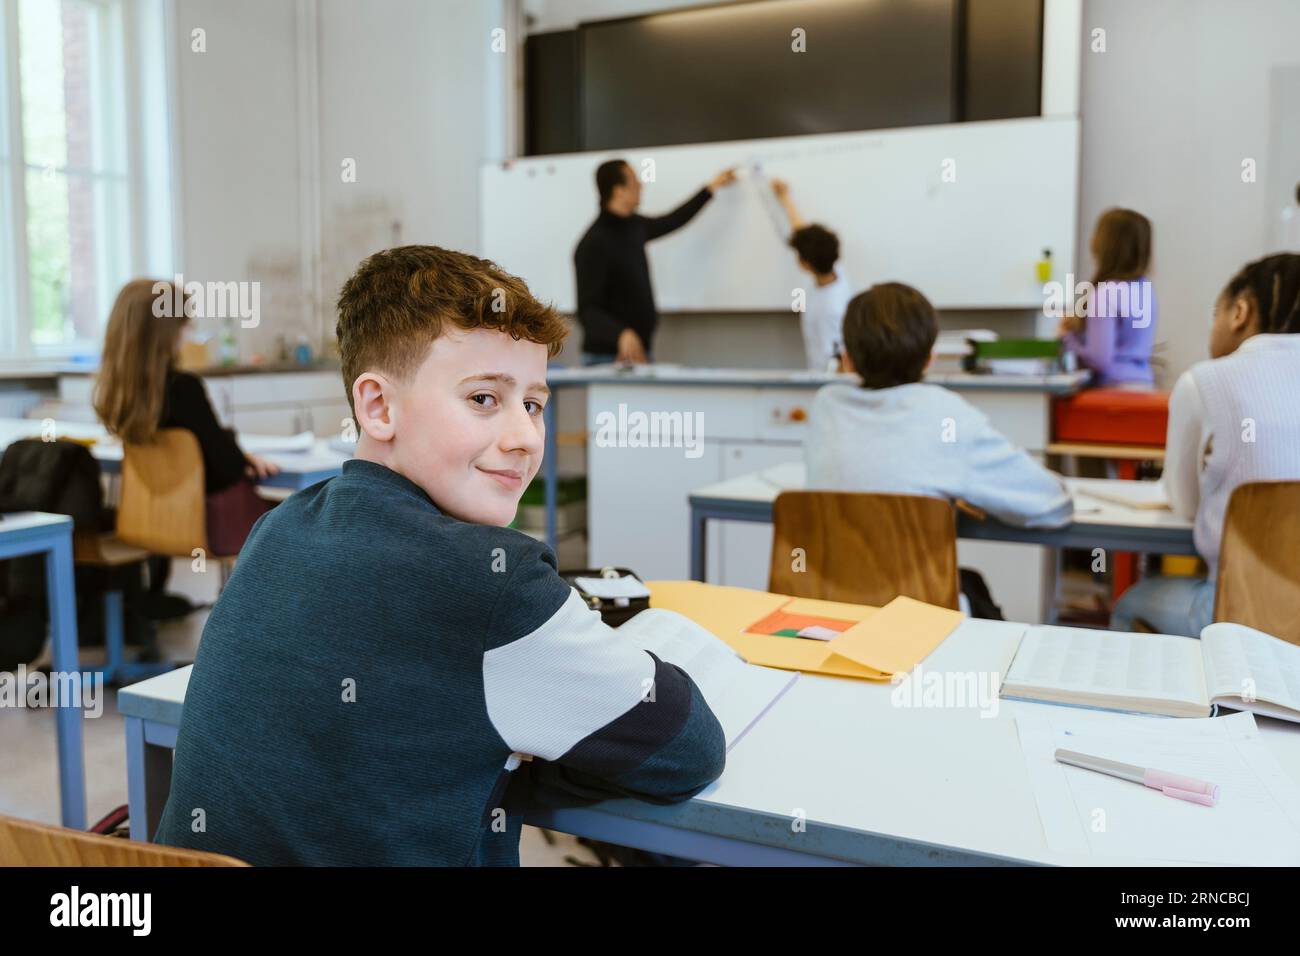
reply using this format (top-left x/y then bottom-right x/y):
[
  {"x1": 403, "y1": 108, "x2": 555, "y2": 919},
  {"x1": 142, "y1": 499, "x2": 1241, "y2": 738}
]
[
  {"x1": 554, "y1": 364, "x2": 1089, "y2": 622},
  {"x1": 547, "y1": 363, "x2": 1091, "y2": 394}
]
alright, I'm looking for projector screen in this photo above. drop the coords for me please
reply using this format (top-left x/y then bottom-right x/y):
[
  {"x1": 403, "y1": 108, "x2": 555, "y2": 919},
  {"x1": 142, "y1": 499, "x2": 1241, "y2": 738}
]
[{"x1": 579, "y1": 0, "x2": 958, "y2": 151}]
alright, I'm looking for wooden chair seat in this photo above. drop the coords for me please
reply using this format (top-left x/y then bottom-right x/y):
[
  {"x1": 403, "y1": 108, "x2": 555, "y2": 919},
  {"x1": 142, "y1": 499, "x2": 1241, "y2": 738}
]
[
  {"x1": 0, "y1": 814, "x2": 247, "y2": 866},
  {"x1": 74, "y1": 531, "x2": 151, "y2": 568}
]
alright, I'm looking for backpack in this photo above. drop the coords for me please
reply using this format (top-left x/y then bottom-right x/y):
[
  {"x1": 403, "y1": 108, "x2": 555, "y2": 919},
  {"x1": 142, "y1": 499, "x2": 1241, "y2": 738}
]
[{"x1": 0, "y1": 439, "x2": 113, "y2": 669}]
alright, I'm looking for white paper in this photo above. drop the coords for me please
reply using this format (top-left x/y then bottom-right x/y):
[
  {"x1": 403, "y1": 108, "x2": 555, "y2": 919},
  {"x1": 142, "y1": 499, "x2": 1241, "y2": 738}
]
[
  {"x1": 239, "y1": 431, "x2": 316, "y2": 454},
  {"x1": 574, "y1": 575, "x2": 651, "y2": 600},
  {"x1": 619, "y1": 608, "x2": 798, "y2": 751},
  {"x1": 1015, "y1": 707, "x2": 1300, "y2": 864}
]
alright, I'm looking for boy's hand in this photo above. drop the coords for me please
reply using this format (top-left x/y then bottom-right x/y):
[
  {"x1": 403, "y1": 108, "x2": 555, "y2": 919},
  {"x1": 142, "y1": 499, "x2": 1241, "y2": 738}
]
[
  {"x1": 1057, "y1": 315, "x2": 1083, "y2": 336},
  {"x1": 771, "y1": 178, "x2": 789, "y2": 199},
  {"x1": 707, "y1": 168, "x2": 738, "y2": 192},
  {"x1": 245, "y1": 453, "x2": 280, "y2": 480},
  {"x1": 617, "y1": 328, "x2": 648, "y2": 364}
]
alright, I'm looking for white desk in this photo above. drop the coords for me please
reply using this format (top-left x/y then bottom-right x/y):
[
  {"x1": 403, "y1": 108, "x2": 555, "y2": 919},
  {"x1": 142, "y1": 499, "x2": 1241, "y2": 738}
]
[
  {"x1": 0, "y1": 417, "x2": 350, "y2": 491},
  {"x1": 116, "y1": 617, "x2": 1300, "y2": 864},
  {"x1": 687, "y1": 463, "x2": 1196, "y2": 622}
]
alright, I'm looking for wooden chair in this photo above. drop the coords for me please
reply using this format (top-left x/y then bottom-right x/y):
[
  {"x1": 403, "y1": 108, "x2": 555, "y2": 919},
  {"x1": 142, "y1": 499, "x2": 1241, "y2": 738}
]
[
  {"x1": 768, "y1": 491, "x2": 960, "y2": 609},
  {"x1": 117, "y1": 429, "x2": 210, "y2": 559},
  {"x1": 0, "y1": 814, "x2": 246, "y2": 866},
  {"x1": 81, "y1": 429, "x2": 212, "y2": 684},
  {"x1": 1214, "y1": 481, "x2": 1300, "y2": 645}
]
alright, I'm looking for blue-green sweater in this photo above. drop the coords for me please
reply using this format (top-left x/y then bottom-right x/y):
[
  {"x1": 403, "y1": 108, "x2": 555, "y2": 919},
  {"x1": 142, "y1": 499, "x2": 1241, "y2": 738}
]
[{"x1": 155, "y1": 459, "x2": 725, "y2": 865}]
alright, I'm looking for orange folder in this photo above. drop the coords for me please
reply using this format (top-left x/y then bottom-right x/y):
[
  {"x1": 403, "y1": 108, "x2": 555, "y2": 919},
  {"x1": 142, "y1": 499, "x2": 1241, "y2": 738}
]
[{"x1": 647, "y1": 581, "x2": 964, "y2": 681}]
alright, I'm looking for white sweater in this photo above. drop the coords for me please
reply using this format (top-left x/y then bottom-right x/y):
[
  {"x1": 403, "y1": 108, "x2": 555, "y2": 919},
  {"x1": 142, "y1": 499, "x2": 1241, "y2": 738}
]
[
  {"x1": 805, "y1": 382, "x2": 1073, "y2": 528},
  {"x1": 801, "y1": 271, "x2": 853, "y2": 372},
  {"x1": 1162, "y1": 334, "x2": 1300, "y2": 578}
]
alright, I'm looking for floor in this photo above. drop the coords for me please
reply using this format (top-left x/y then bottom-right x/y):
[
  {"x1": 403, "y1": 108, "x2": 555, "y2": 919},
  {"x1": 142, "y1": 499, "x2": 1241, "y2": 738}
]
[{"x1": 1, "y1": 559, "x2": 611, "y2": 866}]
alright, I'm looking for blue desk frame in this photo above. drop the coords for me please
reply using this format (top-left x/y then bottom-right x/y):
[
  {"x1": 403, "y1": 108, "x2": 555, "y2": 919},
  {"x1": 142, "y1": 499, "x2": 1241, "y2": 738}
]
[{"x1": 0, "y1": 514, "x2": 86, "y2": 829}]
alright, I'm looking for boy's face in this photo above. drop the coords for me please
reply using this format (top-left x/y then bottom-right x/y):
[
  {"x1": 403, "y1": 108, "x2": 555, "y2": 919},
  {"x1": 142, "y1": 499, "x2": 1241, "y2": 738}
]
[{"x1": 361, "y1": 327, "x2": 549, "y2": 526}]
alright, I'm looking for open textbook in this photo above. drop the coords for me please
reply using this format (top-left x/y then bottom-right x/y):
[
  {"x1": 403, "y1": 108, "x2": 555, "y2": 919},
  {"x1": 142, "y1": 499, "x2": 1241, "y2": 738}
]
[
  {"x1": 618, "y1": 608, "x2": 800, "y2": 751},
  {"x1": 1001, "y1": 622, "x2": 1300, "y2": 721}
]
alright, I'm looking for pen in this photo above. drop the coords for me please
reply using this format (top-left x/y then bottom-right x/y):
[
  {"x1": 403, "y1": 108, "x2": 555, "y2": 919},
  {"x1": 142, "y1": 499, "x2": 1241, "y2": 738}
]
[{"x1": 1054, "y1": 748, "x2": 1220, "y2": 807}]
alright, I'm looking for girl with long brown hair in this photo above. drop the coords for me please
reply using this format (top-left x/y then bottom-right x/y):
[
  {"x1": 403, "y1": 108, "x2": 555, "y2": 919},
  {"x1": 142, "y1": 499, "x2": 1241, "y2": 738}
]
[{"x1": 94, "y1": 279, "x2": 278, "y2": 554}]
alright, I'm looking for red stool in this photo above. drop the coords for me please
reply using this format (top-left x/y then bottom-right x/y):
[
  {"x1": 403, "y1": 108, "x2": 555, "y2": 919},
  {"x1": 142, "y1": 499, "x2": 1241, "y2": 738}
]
[{"x1": 1053, "y1": 389, "x2": 1170, "y2": 599}]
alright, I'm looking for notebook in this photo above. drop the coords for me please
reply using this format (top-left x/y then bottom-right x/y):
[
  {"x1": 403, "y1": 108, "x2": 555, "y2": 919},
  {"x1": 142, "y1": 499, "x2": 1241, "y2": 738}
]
[
  {"x1": 618, "y1": 608, "x2": 800, "y2": 751},
  {"x1": 239, "y1": 431, "x2": 316, "y2": 454},
  {"x1": 1001, "y1": 622, "x2": 1300, "y2": 721}
]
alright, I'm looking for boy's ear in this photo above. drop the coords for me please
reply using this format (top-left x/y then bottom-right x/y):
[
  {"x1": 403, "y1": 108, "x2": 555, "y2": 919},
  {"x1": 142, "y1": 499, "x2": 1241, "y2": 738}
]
[{"x1": 353, "y1": 372, "x2": 397, "y2": 443}]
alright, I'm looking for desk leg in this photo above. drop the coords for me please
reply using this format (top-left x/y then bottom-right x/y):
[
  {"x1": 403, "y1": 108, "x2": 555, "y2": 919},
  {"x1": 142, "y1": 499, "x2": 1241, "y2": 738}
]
[
  {"x1": 1111, "y1": 459, "x2": 1140, "y2": 600},
  {"x1": 125, "y1": 717, "x2": 172, "y2": 842},
  {"x1": 690, "y1": 508, "x2": 707, "y2": 582},
  {"x1": 44, "y1": 532, "x2": 86, "y2": 830},
  {"x1": 544, "y1": 395, "x2": 558, "y2": 553}
]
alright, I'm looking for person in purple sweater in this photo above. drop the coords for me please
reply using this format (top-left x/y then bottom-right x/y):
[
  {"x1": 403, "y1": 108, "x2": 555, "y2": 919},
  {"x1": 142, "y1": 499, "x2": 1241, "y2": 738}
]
[{"x1": 1059, "y1": 208, "x2": 1157, "y2": 386}]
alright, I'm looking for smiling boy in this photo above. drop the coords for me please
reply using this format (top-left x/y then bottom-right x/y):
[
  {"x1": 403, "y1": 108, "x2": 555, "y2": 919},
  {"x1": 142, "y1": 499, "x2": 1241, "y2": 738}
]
[{"x1": 156, "y1": 246, "x2": 725, "y2": 866}]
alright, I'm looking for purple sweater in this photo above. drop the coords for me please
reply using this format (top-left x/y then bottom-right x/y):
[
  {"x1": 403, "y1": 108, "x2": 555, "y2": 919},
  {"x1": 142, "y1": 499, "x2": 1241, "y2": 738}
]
[{"x1": 1063, "y1": 277, "x2": 1157, "y2": 386}]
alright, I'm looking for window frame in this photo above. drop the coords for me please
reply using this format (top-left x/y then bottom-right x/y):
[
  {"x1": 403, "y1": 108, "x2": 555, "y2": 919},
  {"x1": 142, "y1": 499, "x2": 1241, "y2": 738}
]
[{"x1": 0, "y1": 0, "x2": 156, "y2": 362}]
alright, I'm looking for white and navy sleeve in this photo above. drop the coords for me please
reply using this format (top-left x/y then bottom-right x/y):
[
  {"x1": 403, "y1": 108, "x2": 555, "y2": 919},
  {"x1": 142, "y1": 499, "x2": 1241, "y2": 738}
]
[{"x1": 482, "y1": 541, "x2": 725, "y2": 804}]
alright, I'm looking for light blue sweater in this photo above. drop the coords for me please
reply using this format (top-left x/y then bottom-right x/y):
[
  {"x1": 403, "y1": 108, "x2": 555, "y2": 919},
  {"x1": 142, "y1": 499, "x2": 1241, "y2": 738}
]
[{"x1": 805, "y1": 382, "x2": 1073, "y2": 528}]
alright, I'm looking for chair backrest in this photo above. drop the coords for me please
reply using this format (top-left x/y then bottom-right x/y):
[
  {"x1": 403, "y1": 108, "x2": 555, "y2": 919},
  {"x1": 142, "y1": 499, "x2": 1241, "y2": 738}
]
[
  {"x1": 0, "y1": 814, "x2": 247, "y2": 866},
  {"x1": 769, "y1": 491, "x2": 960, "y2": 609},
  {"x1": 116, "y1": 428, "x2": 208, "y2": 558},
  {"x1": 1215, "y1": 480, "x2": 1300, "y2": 645}
]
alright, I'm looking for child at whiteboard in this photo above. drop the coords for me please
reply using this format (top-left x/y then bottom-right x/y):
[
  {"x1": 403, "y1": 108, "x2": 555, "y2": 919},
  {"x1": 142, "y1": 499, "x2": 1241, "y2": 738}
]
[
  {"x1": 771, "y1": 179, "x2": 853, "y2": 372},
  {"x1": 1058, "y1": 208, "x2": 1158, "y2": 387}
]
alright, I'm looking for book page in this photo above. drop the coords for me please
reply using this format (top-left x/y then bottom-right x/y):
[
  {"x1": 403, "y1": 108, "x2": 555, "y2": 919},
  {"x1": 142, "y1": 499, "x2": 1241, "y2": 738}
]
[
  {"x1": 1003, "y1": 626, "x2": 1208, "y2": 709},
  {"x1": 619, "y1": 608, "x2": 798, "y2": 750},
  {"x1": 1202, "y1": 622, "x2": 1300, "y2": 717}
]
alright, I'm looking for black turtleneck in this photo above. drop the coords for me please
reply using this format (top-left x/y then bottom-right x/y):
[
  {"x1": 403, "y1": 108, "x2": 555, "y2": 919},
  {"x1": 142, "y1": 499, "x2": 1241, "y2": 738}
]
[{"x1": 572, "y1": 187, "x2": 713, "y2": 356}]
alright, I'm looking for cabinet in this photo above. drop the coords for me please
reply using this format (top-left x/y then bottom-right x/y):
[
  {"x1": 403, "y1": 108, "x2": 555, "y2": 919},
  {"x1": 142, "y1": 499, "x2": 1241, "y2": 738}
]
[{"x1": 59, "y1": 370, "x2": 350, "y2": 437}]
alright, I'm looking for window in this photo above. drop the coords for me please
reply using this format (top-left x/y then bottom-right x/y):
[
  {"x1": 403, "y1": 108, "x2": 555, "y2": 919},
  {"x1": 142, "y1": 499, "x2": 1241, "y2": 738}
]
[{"x1": 0, "y1": 0, "x2": 168, "y2": 360}]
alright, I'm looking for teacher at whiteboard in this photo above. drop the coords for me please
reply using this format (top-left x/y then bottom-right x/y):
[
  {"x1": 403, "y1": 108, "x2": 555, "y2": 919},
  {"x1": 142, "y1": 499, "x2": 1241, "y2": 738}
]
[{"x1": 574, "y1": 159, "x2": 737, "y2": 365}]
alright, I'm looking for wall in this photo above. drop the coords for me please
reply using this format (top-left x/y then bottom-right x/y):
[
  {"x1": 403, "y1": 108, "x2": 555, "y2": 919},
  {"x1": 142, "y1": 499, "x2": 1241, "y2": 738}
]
[
  {"x1": 1078, "y1": 0, "x2": 1300, "y2": 386},
  {"x1": 171, "y1": 0, "x2": 303, "y2": 355},
  {"x1": 170, "y1": 0, "x2": 511, "y2": 361},
  {"x1": 166, "y1": 0, "x2": 1300, "y2": 383}
]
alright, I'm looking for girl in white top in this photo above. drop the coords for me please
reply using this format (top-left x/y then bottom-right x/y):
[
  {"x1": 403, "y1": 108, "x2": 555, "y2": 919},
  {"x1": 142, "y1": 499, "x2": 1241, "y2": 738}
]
[{"x1": 1113, "y1": 253, "x2": 1300, "y2": 636}]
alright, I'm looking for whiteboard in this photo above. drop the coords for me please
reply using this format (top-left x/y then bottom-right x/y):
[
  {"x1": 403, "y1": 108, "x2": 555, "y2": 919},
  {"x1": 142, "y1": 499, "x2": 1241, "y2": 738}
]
[{"x1": 480, "y1": 116, "x2": 1079, "y2": 313}]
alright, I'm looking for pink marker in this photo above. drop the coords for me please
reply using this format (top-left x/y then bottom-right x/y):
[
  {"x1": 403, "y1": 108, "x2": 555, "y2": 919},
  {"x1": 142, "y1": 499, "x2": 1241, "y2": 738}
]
[{"x1": 1054, "y1": 748, "x2": 1220, "y2": 807}]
